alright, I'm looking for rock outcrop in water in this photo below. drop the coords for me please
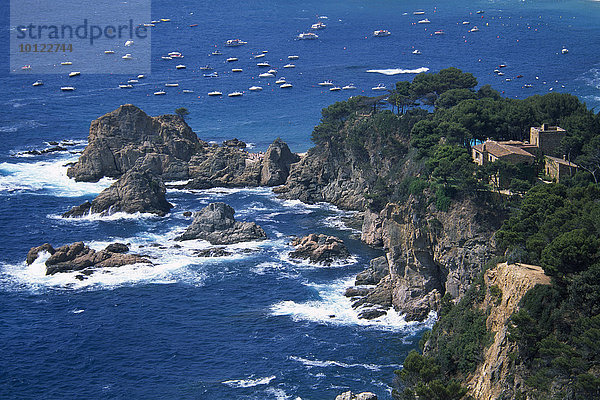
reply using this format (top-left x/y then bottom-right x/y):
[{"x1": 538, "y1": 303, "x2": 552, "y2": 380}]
[
  {"x1": 289, "y1": 234, "x2": 350, "y2": 265},
  {"x1": 66, "y1": 105, "x2": 300, "y2": 189},
  {"x1": 26, "y1": 242, "x2": 151, "y2": 276},
  {"x1": 175, "y1": 202, "x2": 267, "y2": 244},
  {"x1": 63, "y1": 169, "x2": 173, "y2": 217},
  {"x1": 67, "y1": 104, "x2": 202, "y2": 182},
  {"x1": 334, "y1": 391, "x2": 377, "y2": 400}
]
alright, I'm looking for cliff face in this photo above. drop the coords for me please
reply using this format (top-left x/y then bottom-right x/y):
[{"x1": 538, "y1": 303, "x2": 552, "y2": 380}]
[
  {"x1": 467, "y1": 263, "x2": 550, "y2": 400},
  {"x1": 67, "y1": 104, "x2": 202, "y2": 182},
  {"x1": 359, "y1": 196, "x2": 499, "y2": 321}
]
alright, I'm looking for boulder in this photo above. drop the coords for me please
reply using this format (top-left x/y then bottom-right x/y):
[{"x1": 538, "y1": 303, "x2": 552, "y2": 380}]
[
  {"x1": 335, "y1": 391, "x2": 377, "y2": 400},
  {"x1": 289, "y1": 234, "x2": 350, "y2": 265},
  {"x1": 260, "y1": 138, "x2": 300, "y2": 186},
  {"x1": 193, "y1": 247, "x2": 232, "y2": 257},
  {"x1": 63, "y1": 169, "x2": 173, "y2": 217},
  {"x1": 223, "y1": 138, "x2": 246, "y2": 148},
  {"x1": 26, "y1": 241, "x2": 151, "y2": 275},
  {"x1": 175, "y1": 202, "x2": 267, "y2": 245},
  {"x1": 67, "y1": 104, "x2": 202, "y2": 182}
]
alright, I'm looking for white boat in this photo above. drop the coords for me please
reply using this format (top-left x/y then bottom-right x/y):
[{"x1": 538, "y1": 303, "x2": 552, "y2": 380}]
[
  {"x1": 254, "y1": 54, "x2": 266, "y2": 58},
  {"x1": 373, "y1": 30, "x2": 391, "y2": 37},
  {"x1": 259, "y1": 72, "x2": 275, "y2": 78},
  {"x1": 226, "y1": 57, "x2": 238, "y2": 62},
  {"x1": 32, "y1": 80, "x2": 43, "y2": 87},
  {"x1": 462, "y1": 21, "x2": 470, "y2": 25},
  {"x1": 283, "y1": 64, "x2": 295, "y2": 68},
  {"x1": 418, "y1": 18, "x2": 430, "y2": 24},
  {"x1": 161, "y1": 18, "x2": 171, "y2": 22},
  {"x1": 165, "y1": 83, "x2": 179, "y2": 87},
  {"x1": 154, "y1": 91, "x2": 166, "y2": 95},
  {"x1": 288, "y1": 55, "x2": 299, "y2": 60},
  {"x1": 232, "y1": 68, "x2": 243, "y2": 72},
  {"x1": 434, "y1": 30, "x2": 445, "y2": 35},
  {"x1": 208, "y1": 91, "x2": 222, "y2": 96},
  {"x1": 330, "y1": 86, "x2": 341, "y2": 91},
  {"x1": 161, "y1": 56, "x2": 173, "y2": 60},
  {"x1": 249, "y1": 86, "x2": 263, "y2": 91},
  {"x1": 469, "y1": 26, "x2": 479, "y2": 32},
  {"x1": 268, "y1": 69, "x2": 277, "y2": 74},
  {"x1": 168, "y1": 52, "x2": 183, "y2": 58},
  {"x1": 60, "y1": 86, "x2": 75, "y2": 91},
  {"x1": 298, "y1": 32, "x2": 318, "y2": 40},
  {"x1": 476, "y1": 10, "x2": 484, "y2": 14},
  {"x1": 122, "y1": 53, "x2": 133, "y2": 60},
  {"x1": 212, "y1": 50, "x2": 222, "y2": 55},
  {"x1": 412, "y1": 49, "x2": 422, "y2": 55},
  {"x1": 176, "y1": 64, "x2": 186, "y2": 69},
  {"x1": 60, "y1": 61, "x2": 72, "y2": 65},
  {"x1": 280, "y1": 83, "x2": 293, "y2": 88},
  {"x1": 561, "y1": 48, "x2": 569, "y2": 54},
  {"x1": 413, "y1": 11, "x2": 425, "y2": 15},
  {"x1": 127, "y1": 79, "x2": 139, "y2": 83},
  {"x1": 138, "y1": 74, "x2": 145, "y2": 79},
  {"x1": 200, "y1": 65, "x2": 213, "y2": 70},
  {"x1": 311, "y1": 21, "x2": 326, "y2": 30},
  {"x1": 119, "y1": 84, "x2": 133, "y2": 89},
  {"x1": 183, "y1": 89, "x2": 194, "y2": 93},
  {"x1": 125, "y1": 40, "x2": 134, "y2": 46},
  {"x1": 342, "y1": 84, "x2": 356, "y2": 90},
  {"x1": 143, "y1": 23, "x2": 154, "y2": 27},
  {"x1": 372, "y1": 83, "x2": 387, "y2": 90},
  {"x1": 228, "y1": 91, "x2": 243, "y2": 97},
  {"x1": 257, "y1": 62, "x2": 270, "y2": 67},
  {"x1": 225, "y1": 39, "x2": 247, "y2": 47},
  {"x1": 151, "y1": 20, "x2": 160, "y2": 24},
  {"x1": 104, "y1": 50, "x2": 115, "y2": 54},
  {"x1": 68, "y1": 71, "x2": 80, "y2": 77},
  {"x1": 275, "y1": 77, "x2": 286, "y2": 84},
  {"x1": 318, "y1": 80, "x2": 334, "y2": 86},
  {"x1": 204, "y1": 72, "x2": 218, "y2": 77},
  {"x1": 262, "y1": 50, "x2": 269, "y2": 53}
]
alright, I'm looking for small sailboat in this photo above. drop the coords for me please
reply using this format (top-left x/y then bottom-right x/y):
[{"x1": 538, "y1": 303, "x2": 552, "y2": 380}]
[{"x1": 208, "y1": 91, "x2": 223, "y2": 96}]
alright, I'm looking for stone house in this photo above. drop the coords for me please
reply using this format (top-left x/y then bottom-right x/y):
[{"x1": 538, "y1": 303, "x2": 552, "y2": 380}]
[
  {"x1": 545, "y1": 156, "x2": 578, "y2": 182},
  {"x1": 530, "y1": 124, "x2": 566, "y2": 157},
  {"x1": 472, "y1": 140, "x2": 536, "y2": 166}
]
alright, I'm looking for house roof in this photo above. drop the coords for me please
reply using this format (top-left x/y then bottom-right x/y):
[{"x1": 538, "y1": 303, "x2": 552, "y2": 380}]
[
  {"x1": 546, "y1": 155, "x2": 578, "y2": 168},
  {"x1": 473, "y1": 140, "x2": 536, "y2": 159}
]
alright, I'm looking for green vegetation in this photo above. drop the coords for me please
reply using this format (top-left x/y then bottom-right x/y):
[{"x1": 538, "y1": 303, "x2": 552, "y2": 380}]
[
  {"x1": 306, "y1": 67, "x2": 600, "y2": 398},
  {"x1": 175, "y1": 107, "x2": 190, "y2": 120}
]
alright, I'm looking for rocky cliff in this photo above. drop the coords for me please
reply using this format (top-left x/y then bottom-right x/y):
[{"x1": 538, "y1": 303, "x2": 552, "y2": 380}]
[
  {"x1": 356, "y1": 196, "x2": 500, "y2": 321},
  {"x1": 467, "y1": 262, "x2": 550, "y2": 400},
  {"x1": 67, "y1": 105, "x2": 299, "y2": 189},
  {"x1": 67, "y1": 104, "x2": 202, "y2": 182}
]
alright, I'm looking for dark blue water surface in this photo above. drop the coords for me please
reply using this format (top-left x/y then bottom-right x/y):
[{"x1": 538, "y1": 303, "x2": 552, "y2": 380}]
[{"x1": 1, "y1": 1, "x2": 599, "y2": 399}]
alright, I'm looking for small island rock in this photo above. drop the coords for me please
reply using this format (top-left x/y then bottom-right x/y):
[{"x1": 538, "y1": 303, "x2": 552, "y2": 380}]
[
  {"x1": 175, "y1": 202, "x2": 267, "y2": 245},
  {"x1": 289, "y1": 234, "x2": 350, "y2": 265}
]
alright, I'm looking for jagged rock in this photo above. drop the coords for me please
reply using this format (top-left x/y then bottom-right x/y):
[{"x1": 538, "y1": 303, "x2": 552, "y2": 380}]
[
  {"x1": 289, "y1": 234, "x2": 350, "y2": 265},
  {"x1": 26, "y1": 243, "x2": 56, "y2": 265},
  {"x1": 26, "y1": 241, "x2": 151, "y2": 275},
  {"x1": 335, "y1": 391, "x2": 377, "y2": 400},
  {"x1": 260, "y1": 138, "x2": 300, "y2": 186},
  {"x1": 186, "y1": 145, "x2": 262, "y2": 188},
  {"x1": 344, "y1": 286, "x2": 372, "y2": 297},
  {"x1": 193, "y1": 247, "x2": 232, "y2": 257},
  {"x1": 353, "y1": 275, "x2": 393, "y2": 311},
  {"x1": 17, "y1": 146, "x2": 67, "y2": 156},
  {"x1": 355, "y1": 256, "x2": 389, "y2": 285},
  {"x1": 67, "y1": 104, "x2": 202, "y2": 182},
  {"x1": 63, "y1": 169, "x2": 173, "y2": 217},
  {"x1": 104, "y1": 243, "x2": 129, "y2": 253},
  {"x1": 175, "y1": 202, "x2": 266, "y2": 245},
  {"x1": 357, "y1": 308, "x2": 388, "y2": 320},
  {"x1": 223, "y1": 138, "x2": 246, "y2": 148}
]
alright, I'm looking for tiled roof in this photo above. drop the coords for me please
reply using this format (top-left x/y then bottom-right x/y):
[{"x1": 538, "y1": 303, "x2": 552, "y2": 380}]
[
  {"x1": 473, "y1": 140, "x2": 536, "y2": 158},
  {"x1": 546, "y1": 155, "x2": 578, "y2": 167}
]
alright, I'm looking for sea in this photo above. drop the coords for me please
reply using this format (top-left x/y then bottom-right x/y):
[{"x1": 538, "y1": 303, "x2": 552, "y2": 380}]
[{"x1": 0, "y1": 1, "x2": 599, "y2": 399}]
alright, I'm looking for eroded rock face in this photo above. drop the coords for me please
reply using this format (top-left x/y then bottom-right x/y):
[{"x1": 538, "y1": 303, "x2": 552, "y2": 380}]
[
  {"x1": 67, "y1": 104, "x2": 202, "y2": 182},
  {"x1": 359, "y1": 196, "x2": 500, "y2": 321},
  {"x1": 175, "y1": 202, "x2": 266, "y2": 245},
  {"x1": 26, "y1": 242, "x2": 150, "y2": 275},
  {"x1": 289, "y1": 234, "x2": 350, "y2": 265},
  {"x1": 260, "y1": 138, "x2": 300, "y2": 186},
  {"x1": 63, "y1": 169, "x2": 173, "y2": 217}
]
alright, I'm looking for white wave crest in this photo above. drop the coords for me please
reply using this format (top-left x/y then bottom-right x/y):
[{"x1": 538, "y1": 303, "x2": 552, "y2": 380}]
[
  {"x1": 51, "y1": 211, "x2": 163, "y2": 222},
  {"x1": 222, "y1": 375, "x2": 276, "y2": 388},
  {"x1": 0, "y1": 155, "x2": 113, "y2": 196},
  {"x1": 270, "y1": 276, "x2": 437, "y2": 331},
  {"x1": 366, "y1": 67, "x2": 429, "y2": 75},
  {"x1": 289, "y1": 356, "x2": 398, "y2": 371}
]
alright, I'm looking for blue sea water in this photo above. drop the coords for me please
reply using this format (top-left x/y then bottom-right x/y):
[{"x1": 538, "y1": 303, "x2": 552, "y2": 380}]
[{"x1": 1, "y1": 1, "x2": 599, "y2": 399}]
